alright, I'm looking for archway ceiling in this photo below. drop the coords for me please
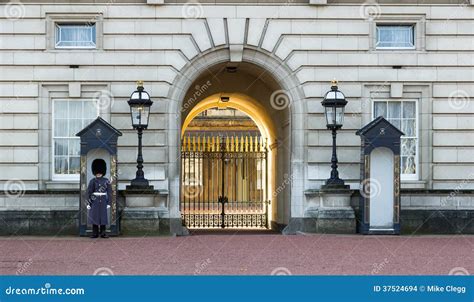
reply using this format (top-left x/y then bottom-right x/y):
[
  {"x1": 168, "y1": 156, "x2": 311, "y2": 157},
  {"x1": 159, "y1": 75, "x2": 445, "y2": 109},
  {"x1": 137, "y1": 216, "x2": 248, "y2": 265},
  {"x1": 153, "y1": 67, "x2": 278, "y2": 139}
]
[{"x1": 181, "y1": 62, "x2": 286, "y2": 130}]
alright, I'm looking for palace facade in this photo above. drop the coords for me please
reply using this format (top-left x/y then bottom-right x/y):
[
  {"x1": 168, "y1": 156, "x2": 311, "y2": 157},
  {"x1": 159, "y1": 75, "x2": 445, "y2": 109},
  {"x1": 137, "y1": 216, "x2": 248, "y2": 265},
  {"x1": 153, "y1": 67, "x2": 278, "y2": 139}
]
[{"x1": 0, "y1": 0, "x2": 473, "y2": 235}]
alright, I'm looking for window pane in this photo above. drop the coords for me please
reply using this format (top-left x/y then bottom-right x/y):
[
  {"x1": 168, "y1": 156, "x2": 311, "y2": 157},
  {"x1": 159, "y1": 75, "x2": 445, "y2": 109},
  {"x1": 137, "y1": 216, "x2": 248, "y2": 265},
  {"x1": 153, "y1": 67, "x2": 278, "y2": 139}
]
[
  {"x1": 141, "y1": 109, "x2": 150, "y2": 125},
  {"x1": 325, "y1": 106, "x2": 334, "y2": 125},
  {"x1": 389, "y1": 119, "x2": 401, "y2": 130},
  {"x1": 69, "y1": 101, "x2": 82, "y2": 119},
  {"x1": 403, "y1": 101, "x2": 416, "y2": 119},
  {"x1": 401, "y1": 138, "x2": 417, "y2": 156},
  {"x1": 69, "y1": 119, "x2": 82, "y2": 136},
  {"x1": 388, "y1": 102, "x2": 401, "y2": 119},
  {"x1": 402, "y1": 119, "x2": 416, "y2": 137},
  {"x1": 54, "y1": 119, "x2": 68, "y2": 137},
  {"x1": 54, "y1": 156, "x2": 68, "y2": 174},
  {"x1": 54, "y1": 101, "x2": 68, "y2": 118},
  {"x1": 335, "y1": 107, "x2": 344, "y2": 125},
  {"x1": 69, "y1": 157, "x2": 80, "y2": 174},
  {"x1": 56, "y1": 24, "x2": 96, "y2": 48},
  {"x1": 407, "y1": 138, "x2": 417, "y2": 156},
  {"x1": 83, "y1": 101, "x2": 97, "y2": 119},
  {"x1": 68, "y1": 139, "x2": 80, "y2": 156},
  {"x1": 62, "y1": 25, "x2": 91, "y2": 42},
  {"x1": 83, "y1": 119, "x2": 95, "y2": 128},
  {"x1": 374, "y1": 102, "x2": 387, "y2": 118},
  {"x1": 401, "y1": 156, "x2": 416, "y2": 175},
  {"x1": 54, "y1": 139, "x2": 68, "y2": 156},
  {"x1": 377, "y1": 25, "x2": 414, "y2": 48}
]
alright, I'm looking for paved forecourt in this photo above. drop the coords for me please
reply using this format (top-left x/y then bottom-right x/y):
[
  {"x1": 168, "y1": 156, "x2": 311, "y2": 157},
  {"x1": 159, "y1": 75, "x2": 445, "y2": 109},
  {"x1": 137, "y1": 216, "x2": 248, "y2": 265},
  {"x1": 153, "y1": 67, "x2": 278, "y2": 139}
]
[{"x1": 0, "y1": 233, "x2": 472, "y2": 276}]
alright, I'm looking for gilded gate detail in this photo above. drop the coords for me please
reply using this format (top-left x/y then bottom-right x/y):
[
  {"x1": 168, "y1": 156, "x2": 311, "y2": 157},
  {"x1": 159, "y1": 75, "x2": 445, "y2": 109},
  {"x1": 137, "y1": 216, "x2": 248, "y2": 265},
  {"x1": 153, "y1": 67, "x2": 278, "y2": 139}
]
[{"x1": 180, "y1": 135, "x2": 269, "y2": 228}]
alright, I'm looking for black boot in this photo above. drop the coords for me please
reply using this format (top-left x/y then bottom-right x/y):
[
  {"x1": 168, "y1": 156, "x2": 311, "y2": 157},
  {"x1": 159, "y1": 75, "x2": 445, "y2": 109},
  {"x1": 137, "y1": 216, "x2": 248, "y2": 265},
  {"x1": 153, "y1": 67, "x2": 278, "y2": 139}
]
[
  {"x1": 100, "y1": 225, "x2": 108, "y2": 238},
  {"x1": 90, "y1": 225, "x2": 99, "y2": 238}
]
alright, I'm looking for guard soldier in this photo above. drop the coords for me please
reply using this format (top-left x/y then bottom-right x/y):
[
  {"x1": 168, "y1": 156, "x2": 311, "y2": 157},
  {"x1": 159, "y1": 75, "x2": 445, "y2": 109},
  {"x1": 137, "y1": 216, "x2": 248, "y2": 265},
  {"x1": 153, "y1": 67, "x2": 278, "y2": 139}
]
[{"x1": 87, "y1": 159, "x2": 112, "y2": 238}]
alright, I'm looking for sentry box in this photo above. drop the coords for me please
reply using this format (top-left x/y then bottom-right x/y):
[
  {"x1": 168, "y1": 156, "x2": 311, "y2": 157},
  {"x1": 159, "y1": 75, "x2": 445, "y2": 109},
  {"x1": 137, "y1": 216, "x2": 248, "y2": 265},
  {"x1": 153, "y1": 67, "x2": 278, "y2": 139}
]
[
  {"x1": 356, "y1": 116, "x2": 404, "y2": 235},
  {"x1": 76, "y1": 117, "x2": 122, "y2": 236}
]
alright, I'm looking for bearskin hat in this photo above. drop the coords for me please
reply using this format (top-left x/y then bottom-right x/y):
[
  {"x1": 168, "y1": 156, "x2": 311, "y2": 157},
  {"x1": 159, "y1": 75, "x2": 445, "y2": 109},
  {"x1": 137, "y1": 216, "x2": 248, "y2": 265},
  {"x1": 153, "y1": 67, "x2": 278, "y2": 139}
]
[{"x1": 92, "y1": 159, "x2": 107, "y2": 176}]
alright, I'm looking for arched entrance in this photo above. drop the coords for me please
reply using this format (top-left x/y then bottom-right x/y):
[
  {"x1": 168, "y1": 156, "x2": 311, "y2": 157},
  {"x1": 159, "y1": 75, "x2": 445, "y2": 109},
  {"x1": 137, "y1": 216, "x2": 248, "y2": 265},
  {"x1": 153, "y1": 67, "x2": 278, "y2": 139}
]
[
  {"x1": 181, "y1": 94, "x2": 276, "y2": 228},
  {"x1": 167, "y1": 48, "x2": 305, "y2": 233}
]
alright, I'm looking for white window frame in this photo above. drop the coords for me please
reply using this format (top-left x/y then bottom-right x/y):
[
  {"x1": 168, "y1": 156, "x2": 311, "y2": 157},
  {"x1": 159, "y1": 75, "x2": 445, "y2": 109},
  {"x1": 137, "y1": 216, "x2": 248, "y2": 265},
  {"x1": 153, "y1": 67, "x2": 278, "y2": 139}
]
[
  {"x1": 372, "y1": 99, "x2": 419, "y2": 181},
  {"x1": 375, "y1": 24, "x2": 416, "y2": 50},
  {"x1": 368, "y1": 14, "x2": 426, "y2": 52},
  {"x1": 46, "y1": 13, "x2": 103, "y2": 51},
  {"x1": 55, "y1": 23, "x2": 97, "y2": 49},
  {"x1": 51, "y1": 99, "x2": 99, "y2": 181}
]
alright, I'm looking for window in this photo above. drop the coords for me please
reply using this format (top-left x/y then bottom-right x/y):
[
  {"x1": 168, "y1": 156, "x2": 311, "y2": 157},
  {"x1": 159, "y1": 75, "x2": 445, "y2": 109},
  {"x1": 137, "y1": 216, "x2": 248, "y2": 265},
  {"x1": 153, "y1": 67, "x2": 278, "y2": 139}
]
[
  {"x1": 373, "y1": 100, "x2": 418, "y2": 179},
  {"x1": 52, "y1": 100, "x2": 98, "y2": 180},
  {"x1": 376, "y1": 25, "x2": 415, "y2": 49},
  {"x1": 55, "y1": 23, "x2": 96, "y2": 48}
]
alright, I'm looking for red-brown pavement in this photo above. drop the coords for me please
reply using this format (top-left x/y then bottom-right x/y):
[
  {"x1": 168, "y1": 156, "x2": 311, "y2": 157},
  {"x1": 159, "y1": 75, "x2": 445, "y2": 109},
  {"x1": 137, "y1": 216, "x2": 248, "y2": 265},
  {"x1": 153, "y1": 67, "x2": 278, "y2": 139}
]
[{"x1": 0, "y1": 232, "x2": 472, "y2": 276}]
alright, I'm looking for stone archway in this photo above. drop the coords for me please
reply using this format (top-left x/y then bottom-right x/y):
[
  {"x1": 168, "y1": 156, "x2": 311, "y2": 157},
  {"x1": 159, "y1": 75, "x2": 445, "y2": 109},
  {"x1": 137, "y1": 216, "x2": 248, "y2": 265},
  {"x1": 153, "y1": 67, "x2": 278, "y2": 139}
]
[{"x1": 167, "y1": 48, "x2": 305, "y2": 234}]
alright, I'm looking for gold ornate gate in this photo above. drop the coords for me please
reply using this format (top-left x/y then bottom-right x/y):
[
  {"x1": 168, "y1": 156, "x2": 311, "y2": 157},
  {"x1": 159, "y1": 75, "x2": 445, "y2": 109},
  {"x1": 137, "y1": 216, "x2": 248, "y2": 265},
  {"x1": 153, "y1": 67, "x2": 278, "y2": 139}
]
[{"x1": 181, "y1": 135, "x2": 269, "y2": 228}]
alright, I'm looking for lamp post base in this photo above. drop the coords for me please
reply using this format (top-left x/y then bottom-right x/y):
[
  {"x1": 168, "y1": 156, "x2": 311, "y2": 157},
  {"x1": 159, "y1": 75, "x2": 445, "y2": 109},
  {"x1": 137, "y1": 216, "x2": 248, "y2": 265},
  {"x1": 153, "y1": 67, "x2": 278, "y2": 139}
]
[
  {"x1": 322, "y1": 178, "x2": 350, "y2": 190},
  {"x1": 126, "y1": 179, "x2": 154, "y2": 191}
]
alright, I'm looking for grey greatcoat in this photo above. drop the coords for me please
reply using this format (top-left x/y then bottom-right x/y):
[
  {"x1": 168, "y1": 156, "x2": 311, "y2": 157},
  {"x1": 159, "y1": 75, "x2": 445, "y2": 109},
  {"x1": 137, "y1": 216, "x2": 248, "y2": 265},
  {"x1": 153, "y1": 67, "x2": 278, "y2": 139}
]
[{"x1": 87, "y1": 177, "x2": 112, "y2": 225}]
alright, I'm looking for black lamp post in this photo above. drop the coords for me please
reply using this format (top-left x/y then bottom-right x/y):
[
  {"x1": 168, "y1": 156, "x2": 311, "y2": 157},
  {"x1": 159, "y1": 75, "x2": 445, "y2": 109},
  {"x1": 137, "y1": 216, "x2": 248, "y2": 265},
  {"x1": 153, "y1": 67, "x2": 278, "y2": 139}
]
[
  {"x1": 127, "y1": 81, "x2": 153, "y2": 189},
  {"x1": 321, "y1": 79, "x2": 349, "y2": 189}
]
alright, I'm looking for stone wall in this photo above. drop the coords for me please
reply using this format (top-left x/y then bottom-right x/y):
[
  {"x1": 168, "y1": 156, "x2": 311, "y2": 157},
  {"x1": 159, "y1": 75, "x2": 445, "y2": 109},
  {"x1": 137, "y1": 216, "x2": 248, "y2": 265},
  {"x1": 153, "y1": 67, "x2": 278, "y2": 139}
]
[{"x1": 0, "y1": 2, "x2": 473, "y2": 233}]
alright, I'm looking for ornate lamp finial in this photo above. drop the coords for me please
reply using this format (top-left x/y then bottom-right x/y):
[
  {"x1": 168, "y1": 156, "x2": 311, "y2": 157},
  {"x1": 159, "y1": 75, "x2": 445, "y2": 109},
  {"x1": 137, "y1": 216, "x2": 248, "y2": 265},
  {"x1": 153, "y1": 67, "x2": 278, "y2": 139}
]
[{"x1": 136, "y1": 80, "x2": 144, "y2": 88}]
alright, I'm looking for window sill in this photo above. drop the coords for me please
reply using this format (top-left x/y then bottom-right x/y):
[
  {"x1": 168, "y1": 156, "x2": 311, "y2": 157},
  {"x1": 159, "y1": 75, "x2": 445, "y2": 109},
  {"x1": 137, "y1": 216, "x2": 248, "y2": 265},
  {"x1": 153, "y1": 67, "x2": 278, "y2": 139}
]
[
  {"x1": 45, "y1": 181, "x2": 79, "y2": 190},
  {"x1": 375, "y1": 47, "x2": 416, "y2": 50},
  {"x1": 401, "y1": 180, "x2": 426, "y2": 190},
  {"x1": 369, "y1": 49, "x2": 425, "y2": 54},
  {"x1": 55, "y1": 46, "x2": 97, "y2": 50}
]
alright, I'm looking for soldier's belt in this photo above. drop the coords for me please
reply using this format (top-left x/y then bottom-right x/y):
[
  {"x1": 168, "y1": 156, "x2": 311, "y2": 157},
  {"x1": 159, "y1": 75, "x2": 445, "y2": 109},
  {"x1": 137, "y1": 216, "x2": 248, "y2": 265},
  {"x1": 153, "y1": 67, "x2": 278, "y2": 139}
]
[{"x1": 92, "y1": 193, "x2": 107, "y2": 196}]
